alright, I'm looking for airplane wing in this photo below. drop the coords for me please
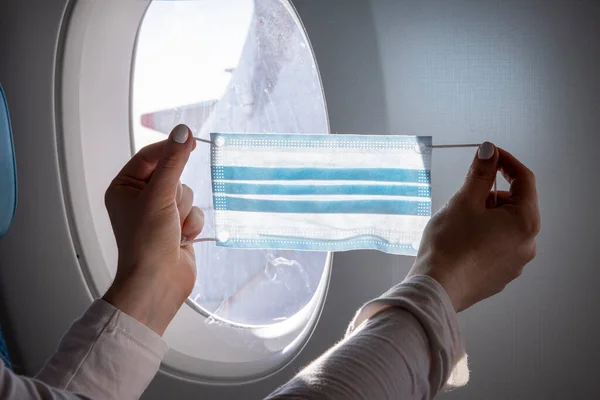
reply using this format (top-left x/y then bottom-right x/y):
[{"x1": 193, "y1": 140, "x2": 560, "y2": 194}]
[{"x1": 140, "y1": 100, "x2": 218, "y2": 134}]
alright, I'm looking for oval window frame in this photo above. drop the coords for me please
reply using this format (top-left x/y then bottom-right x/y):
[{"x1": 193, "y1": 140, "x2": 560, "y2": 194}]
[{"x1": 57, "y1": 0, "x2": 332, "y2": 384}]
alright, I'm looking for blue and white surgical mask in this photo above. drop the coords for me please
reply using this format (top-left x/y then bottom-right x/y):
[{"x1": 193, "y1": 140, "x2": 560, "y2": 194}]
[{"x1": 210, "y1": 133, "x2": 432, "y2": 256}]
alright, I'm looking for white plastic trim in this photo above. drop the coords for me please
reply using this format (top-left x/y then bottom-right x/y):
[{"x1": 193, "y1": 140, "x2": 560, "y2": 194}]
[{"x1": 58, "y1": 0, "x2": 331, "y2": 383}]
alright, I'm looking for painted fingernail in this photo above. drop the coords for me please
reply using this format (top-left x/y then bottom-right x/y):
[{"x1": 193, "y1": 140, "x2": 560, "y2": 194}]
[
  {"x1": 172, "y1": 124, "x2": 189, "y2": 144},
  {"x1": 478, "y1": 142, "x2": 495, "y2": 160}
]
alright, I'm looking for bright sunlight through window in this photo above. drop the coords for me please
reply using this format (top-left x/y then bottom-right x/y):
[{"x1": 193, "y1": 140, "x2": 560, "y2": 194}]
[{"x1": 132, "y1": 0, "x2": 330, "y2": 327}]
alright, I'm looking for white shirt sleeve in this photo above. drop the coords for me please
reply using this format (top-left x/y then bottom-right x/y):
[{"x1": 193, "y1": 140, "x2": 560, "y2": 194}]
[
  {"x1": 265, "y1": 275, "x2": 469, "y2": 400},
  {"x1": 0, "y1": 274, "x2": 467, "y2": 400},
  {"x1": 0, "y1": 299, "x2": 167, "y2": 400},
  {"x1": 34, "y1": 299, "x2": 168, "y2": 400}
]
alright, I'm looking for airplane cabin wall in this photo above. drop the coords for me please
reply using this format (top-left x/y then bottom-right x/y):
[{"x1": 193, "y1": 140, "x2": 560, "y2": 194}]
[{"x1": 369, "y1": 1, "x2": 600, "y2": 399}]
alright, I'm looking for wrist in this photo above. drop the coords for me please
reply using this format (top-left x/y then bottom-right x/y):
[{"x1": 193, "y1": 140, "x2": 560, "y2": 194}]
[
  {"x1": 409, "y1": 258, "x2": 465, "y2": 312},
  {"x1": 103, "y1": 272, "x2": 188, "y2": 336},
  {"x1": 425, "y1": 270, "x2": 465, "y2": 312}
]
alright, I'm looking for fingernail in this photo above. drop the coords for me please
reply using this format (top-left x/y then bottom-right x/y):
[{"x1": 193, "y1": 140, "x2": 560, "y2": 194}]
[
  {"x1": 172, "y1": 124, "x2": 189, "y2": 144},
  {"x1": 478, "y1": 142, "x2": 495, "y2": 160}
]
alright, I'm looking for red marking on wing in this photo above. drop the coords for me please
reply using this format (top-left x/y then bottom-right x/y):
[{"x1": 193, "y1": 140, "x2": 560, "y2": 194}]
[{"x1": 141, "y1": 113, "x2": 154, "y2": 129}]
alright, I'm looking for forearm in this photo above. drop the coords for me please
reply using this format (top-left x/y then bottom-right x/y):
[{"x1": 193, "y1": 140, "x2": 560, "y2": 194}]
[
  {"x1": 35, "y1": 299, "x2": 168, "y2": 400},
  {"x1": 266, "y1": 275, "x2": 468, "y2": 400}
]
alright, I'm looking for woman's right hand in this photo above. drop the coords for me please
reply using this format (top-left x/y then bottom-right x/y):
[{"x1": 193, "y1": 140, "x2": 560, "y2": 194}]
[
  {"x1": 408, "y1": 142, "x2": 541, "y2": 312},
  {"x1": 103, "y1": 125, "x2": 203, "y2": 335}
]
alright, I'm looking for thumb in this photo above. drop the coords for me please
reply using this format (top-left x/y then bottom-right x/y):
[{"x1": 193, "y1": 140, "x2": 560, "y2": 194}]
[
  {"x1": 460, "y1": 142, "x2": 499, "y2": 205},
  {"x1": 147, "y1": 124, "x2": 193, "y2": 203}
]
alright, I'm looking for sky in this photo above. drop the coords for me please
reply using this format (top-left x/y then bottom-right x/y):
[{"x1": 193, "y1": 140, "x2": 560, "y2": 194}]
[{"x1": 131, "y1": 0, "x2": 254, "y2": 148}]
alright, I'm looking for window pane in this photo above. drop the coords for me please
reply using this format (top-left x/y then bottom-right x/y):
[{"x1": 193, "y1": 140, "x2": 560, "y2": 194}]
[{"x1": 132, "y1": 0, "x2": 329, "y2": 326}]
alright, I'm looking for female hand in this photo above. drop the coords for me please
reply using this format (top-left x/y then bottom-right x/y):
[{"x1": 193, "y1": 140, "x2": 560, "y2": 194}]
[
  {"x1": 408, "y1": 142, "x2": 541, "y2": 312},
  {"x1": 103, "y1": 124, "x2": 204, "y2": 335}
]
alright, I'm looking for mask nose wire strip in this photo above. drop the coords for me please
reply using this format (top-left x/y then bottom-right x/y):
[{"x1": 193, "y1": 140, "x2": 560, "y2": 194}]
[
  {"x1": 182, "y1": 139, "x2": 496, "y2": 246},
  {"x1": 193, "y1": 137, "x2": 482, "y2": 149}
]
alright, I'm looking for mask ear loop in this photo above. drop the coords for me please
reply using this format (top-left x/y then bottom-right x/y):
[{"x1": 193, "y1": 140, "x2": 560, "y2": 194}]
[
  {"x1": 428, "y1": 143, "x2": 480, "y2": 149},
  {"x1": 426, "y1": 143, "x2": 498, "y2": 207},
  {"x1": 493, "y1": 172, "x2": 498, "y2": 206},
  {"x1": 194, "y1": 137, "x2": 213, "y2": 145},
  {"x1": 179, "y1": 137, "x2": 218, "y2": 246},
  {"x1": 181, "y1": 237, "x2": 217, "y2": 246}
]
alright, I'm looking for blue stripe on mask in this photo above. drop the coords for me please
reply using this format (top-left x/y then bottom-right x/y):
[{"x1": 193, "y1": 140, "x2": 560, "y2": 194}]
[
  {"x1": 214, "y1": 198, "x2": 431, "y2": 216},
  {"x1": 212, "y1": 167, "x2": 431, "y2": 183},
  {"x1": 214, "y1": 182, "x2": 431, "y2": 197}
]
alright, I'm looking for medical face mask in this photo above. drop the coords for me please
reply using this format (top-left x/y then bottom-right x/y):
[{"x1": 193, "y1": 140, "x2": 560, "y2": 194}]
[{"x1": 209, "y1": 133, "x2": 432, "y2": 256}]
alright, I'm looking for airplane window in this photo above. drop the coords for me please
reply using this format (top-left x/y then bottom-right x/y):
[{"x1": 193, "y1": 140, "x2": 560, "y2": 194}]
[{"x1": 132, "y1": 0, "x2": 330, "y2": 327}]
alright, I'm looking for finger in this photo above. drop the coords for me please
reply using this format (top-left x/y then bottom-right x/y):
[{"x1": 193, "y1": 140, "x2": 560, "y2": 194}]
[
  {"x1": 459, "y1": 142, "x2": 499, "y2": 206},
  {"x1": 497, "y1": 148, "x2": 538, "y2": 205},
  {"x1": 485, "y1": 190, "x2": 511, "y2": 208},
  {"x1": 147, "y1": 124, "x2": 194, "y2": 203},
  {"x1": 181, "y1": 207, "x2": 205, "y2": 240},
  {"x1": 176, "y1": 182, "x2": 183, "y2": 203},
  {"x1": 177, "y1": 184, "x2": 194, "y2": 225},
  {"x1": 115, "y1": 140, "x2": 167, "y2": 182}
]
